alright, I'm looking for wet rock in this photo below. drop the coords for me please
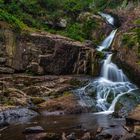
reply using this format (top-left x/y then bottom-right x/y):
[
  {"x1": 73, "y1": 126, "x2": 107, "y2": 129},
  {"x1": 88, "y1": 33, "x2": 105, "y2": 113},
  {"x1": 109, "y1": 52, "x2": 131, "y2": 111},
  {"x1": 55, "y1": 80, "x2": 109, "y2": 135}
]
[
  {"x1": 123, "y1": 125, "x2": 133, "y2": 133},
  {"x1": 112, "y1": 135, "x2": 121, "y2": 140},
  {"x1": 39, "y1": 94, "x2": 86, "y2": 114},
  {"x1": 96, "y1": 127, "x2": 103, "y2": 134},
  {"x1": 66, "y1": 132, "x2": 76, "y2": 140},
  {"x1": 134, "y1": 125, "x2": 140, "y2": 135},
  {"x1": 81, "y1": 132, "x2": 91, "y2": 140},
  {"x1": 0, "y1": 108, "x2": 37, "y2": 123},
  {"x1": 23, "y1": 126, "x2": 45, "y2": 134},
  {"x1": 126, "y1": 105, "x2": 140, "y2": 125},
  {"x1": 0, "y1": 122, "x2": 9, "y2": 128},
  {"x1": 25, "y1": 132, "x2": 47, "y2": 140},
  {"x1": 62, "y1": 133, "x2": 67, "y2": 140},
  {"x1": 96, "y1": 132, "x2": 112, "y2": 140},
  {"x1": 109, "y1": 13, "x2": 121, "y2": 28},
  {"x1": 120, "y1": 133, "x2": 136, "y2": 140}
]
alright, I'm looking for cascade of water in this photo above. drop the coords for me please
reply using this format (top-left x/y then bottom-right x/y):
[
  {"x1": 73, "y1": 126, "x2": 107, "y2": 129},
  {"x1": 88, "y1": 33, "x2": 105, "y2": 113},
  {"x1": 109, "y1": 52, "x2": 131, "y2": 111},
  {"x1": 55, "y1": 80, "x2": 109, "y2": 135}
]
[
  {"x1": 97, "y1": 29, "x2": 117, "y2": 51},
  {"x1": 101, "y1": 54, "x2": 128, "y2": 82},
  {"x1": 98, "y1": 12, "x2": 114, "y2": 26},
  {"x1": 74, "y1": 12, "x2": 139, "y2": 114}
]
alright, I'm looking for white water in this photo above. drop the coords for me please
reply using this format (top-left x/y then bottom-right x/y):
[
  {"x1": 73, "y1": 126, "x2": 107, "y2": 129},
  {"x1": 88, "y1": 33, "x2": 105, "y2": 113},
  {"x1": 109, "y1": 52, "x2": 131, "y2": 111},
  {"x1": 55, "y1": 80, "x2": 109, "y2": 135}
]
[
  {"x1": 101, "y1": 54, "x2": 128, "y2": 82},
  {"x1": 75, "y1": 12, "x2": 138, "y2": 114},
  {"x1": 97, "y1": 29, "x2": 117, "y2": 51},
  {"x1": 98, "y1": 12, "x2": 114, "y2": 26}
]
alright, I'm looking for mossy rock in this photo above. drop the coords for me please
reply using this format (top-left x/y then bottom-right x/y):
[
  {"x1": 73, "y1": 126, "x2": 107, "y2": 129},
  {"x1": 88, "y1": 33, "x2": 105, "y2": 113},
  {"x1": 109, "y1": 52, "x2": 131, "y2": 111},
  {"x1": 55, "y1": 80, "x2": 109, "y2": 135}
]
[
  {"x1": 31, "y1": 97, "x2": 46, "y2": 105},
  {"x1": 69, "y1": 78, "x2": 87, "y2": 87},
  {"x1": 115, "y1": 102, "x2": 123, "y2": 112},
  {"x1": 63, "y1": 91, "x2": 73, "y2": 96}
]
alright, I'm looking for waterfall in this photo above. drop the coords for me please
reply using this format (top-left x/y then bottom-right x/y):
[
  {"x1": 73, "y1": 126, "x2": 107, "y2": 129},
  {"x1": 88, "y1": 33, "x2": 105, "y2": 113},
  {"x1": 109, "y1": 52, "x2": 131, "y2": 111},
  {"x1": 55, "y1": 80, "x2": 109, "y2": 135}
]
[
  {"x1": 97, "y1": 29, "x2": 117, "y2": 51},
  {"x1": 98, "y1": 12, "x2": 114, "y2": 26},
  {"x1": 74, "y1": 12, "x2": 139, "y2": 114},
  {"x1": 101, "y1": 54, "x2": 128, "y2": 82}
]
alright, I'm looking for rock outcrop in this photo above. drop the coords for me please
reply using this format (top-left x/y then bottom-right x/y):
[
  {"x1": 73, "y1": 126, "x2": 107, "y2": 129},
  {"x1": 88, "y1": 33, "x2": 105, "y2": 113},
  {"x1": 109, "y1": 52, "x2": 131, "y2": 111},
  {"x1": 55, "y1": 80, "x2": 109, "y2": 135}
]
[
  {"x1": 112, "y1": 6, "x2": 140, "y2": 86},
  {"x1": 0, "y1": 74, "x2": 89, "y2": 120},
  {"x1": 0, "y1": 22, "x2": 101, "y2": 76}
]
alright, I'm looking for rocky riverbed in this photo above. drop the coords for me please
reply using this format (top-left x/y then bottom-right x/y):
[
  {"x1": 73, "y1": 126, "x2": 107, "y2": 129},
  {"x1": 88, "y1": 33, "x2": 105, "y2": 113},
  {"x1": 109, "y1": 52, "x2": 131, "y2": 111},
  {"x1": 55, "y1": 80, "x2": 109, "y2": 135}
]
[
  {"x1": 0, "y1": 74, "x2": 91, "y2": 122},
  {"x1": 0, "y1": 74, "x2": 140, "y2": 140}
]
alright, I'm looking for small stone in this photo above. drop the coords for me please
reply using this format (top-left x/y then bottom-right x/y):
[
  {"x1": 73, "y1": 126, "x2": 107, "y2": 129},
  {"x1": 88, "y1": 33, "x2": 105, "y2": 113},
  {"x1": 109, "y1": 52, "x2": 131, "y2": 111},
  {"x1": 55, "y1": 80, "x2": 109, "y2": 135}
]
[
  {"x1": 81, "y1": 132, "x2": 91, "y2": 140},
  {"x1": 66, "y1": 132, "x2": 76, "y2": 140},
  {"x1": 134, "y1": 125, "x2": 140, "y2": 135},
  {"x1": 57, "y1": 19, "x2": 67, "y2": 28},
  {"x1": 25, "y1": 132, "x2": 47, "y2": 140},
  {"x1": 96, "y1": 127, "x2": 103, "y2": 133},
  {"x1": 120, "y1": 133, "x2": 136, "y2": 140},
  {"x1": 23, "y1": 126, "x2": 45, "y2": 134},
  {"x1": 123, "y1": 125, "x2": 132, "y2": 133}
]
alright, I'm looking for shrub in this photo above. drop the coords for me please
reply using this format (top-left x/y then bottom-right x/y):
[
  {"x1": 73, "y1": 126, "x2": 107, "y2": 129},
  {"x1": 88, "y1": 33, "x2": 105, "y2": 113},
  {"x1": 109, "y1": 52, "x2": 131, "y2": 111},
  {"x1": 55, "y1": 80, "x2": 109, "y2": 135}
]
[{"x1": 0, "y1": 9, "x2": 28, "y2": 32}]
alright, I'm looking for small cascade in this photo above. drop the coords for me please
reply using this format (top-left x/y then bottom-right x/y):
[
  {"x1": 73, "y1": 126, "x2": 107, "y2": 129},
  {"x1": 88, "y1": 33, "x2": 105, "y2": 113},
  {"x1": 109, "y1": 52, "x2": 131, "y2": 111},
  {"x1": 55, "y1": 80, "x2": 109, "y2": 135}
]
[
  {"x1": 101, "y1": 54, "x2": 128, "y2": 82},
  {"x1": 75, "y1": 84, "x2": 96, "y2": 107},
  {"x1": 98, "y1": 12, "x2": 114, "y2": 26},
  {"x1": 74, "y1": 12, "x2": 139, "y2": 114},
  {"x1": 97, "y1": 29, "x2": 117, "y2": 51}
]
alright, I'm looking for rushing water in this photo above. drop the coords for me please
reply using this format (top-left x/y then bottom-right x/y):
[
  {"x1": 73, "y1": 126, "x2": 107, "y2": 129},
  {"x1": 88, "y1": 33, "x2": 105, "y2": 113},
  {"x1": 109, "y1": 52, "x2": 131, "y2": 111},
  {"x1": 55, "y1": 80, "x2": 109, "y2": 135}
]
[
  {"x1": 75, "y1": 12, "x2": 139, "y2": 114},
  {"x1": 97, "y1": 30, "x2": 117, "y2": 51},
  {"x1": 98, "y1": 12, "x2": 114, "y2": 26}
]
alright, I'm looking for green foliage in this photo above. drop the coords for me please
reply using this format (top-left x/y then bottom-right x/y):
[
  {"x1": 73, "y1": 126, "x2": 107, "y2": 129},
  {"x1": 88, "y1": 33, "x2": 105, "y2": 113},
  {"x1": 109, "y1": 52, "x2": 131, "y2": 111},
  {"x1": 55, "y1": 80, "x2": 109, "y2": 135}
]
[
  {"x1": 0, "y1": 9, "x2": 28, "y2": 31},
  {"x1": 92, "y1": 0, "x2": 122, "y2": 10},
  {"x1": 0, "y1": 0, "x2": 131, "y2": 41},
  {"x1": 122, "y1": 26, "x2": 140, "y2": 51},
  {"x1": 38, "y1": 0, "x2": 64, "y2": 12},
  {"x1": 65, "y1": 23, "x2": 84, "y2": 41},
  {"x1": 82, "y1": 18, "x2": 98, "y2": 39},
  {"x1": 63, "y1": 0, "x2": 93, "y2": 19}
]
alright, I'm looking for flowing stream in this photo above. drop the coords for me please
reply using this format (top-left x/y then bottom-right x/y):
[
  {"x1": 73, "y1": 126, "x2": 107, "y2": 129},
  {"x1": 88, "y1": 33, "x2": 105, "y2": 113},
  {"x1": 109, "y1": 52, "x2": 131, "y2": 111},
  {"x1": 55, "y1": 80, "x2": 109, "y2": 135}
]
[{"x1": 75, "y1": 13, "x2": 139, "y2": 114}]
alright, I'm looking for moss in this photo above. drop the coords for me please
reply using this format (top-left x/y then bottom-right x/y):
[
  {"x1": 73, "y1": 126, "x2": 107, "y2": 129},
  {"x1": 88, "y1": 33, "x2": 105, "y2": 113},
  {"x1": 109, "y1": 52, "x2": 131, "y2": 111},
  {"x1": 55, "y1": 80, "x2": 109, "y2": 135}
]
[
  {"x1": 63, "y1": 91, "x2": 72, "y2": 96},
  {"x1": 69, "y1": 78, "x2": 86, "y2": 87},
  {"x1": 96, "y1": 51, "x2": 105, "y2": 59},
  {"x1": 115, "y1": 102, "x2": 123, "y2": 111},
  {"x1": 0, "y1": 96, "x2": 15, "y2": 106},
  {"x1": 31, "y1": 97, "x2": 45, "y2": 105}
]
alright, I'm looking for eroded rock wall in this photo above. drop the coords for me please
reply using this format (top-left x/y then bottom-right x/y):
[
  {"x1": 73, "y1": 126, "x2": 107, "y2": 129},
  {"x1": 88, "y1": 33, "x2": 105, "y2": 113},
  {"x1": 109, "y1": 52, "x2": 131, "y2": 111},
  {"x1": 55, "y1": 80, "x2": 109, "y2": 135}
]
[
  {"x1": 112, "y1": 6, "x2": 140, "y2": 86},
  {"x1": 0, "y1": 22, "x2": 100, "y2": 76}
]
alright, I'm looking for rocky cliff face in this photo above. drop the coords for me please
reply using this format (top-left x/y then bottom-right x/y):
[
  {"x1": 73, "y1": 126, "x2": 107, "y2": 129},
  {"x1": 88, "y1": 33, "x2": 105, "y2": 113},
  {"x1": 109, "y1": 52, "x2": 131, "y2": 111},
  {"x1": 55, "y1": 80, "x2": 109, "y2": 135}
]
[
  {"x1": 0, "y1": 21, "x2": 101, "y2": 76},
  {"x1": 112, "y1": 6, "x2": 140, "y2": 86}
]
